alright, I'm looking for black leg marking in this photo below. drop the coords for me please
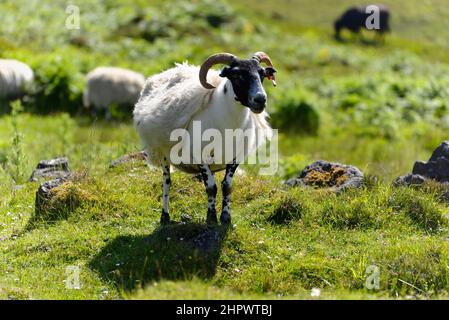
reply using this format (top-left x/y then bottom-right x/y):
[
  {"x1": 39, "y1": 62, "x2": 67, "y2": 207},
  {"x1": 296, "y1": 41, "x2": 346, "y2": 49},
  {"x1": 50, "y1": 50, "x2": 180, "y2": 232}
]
[
  {"x1": 199, "y1": 164, "x2": 218, "y2": 225},
  {"x1": 160, "y1": 158, "x2": 171, "y2": 225},
  {"x1": 221, "y1": 160, "x2": 239, "y2": 225},
  {"x1": 160, "y1": 208, "x2": 170, "y2": 225}
]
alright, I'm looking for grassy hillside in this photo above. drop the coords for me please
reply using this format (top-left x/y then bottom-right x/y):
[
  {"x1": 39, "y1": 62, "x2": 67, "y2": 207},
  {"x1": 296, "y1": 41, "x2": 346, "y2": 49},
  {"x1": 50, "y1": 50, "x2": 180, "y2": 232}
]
[
  {"x1": 230, "y1": 0, "x2": 449, "y2": 62},
  {"x1": 1, "y1": 0, "x2": 449, "y2": 299},
  {"x1": 2, "y1": 159, "x2": 449, "y2": 299}
]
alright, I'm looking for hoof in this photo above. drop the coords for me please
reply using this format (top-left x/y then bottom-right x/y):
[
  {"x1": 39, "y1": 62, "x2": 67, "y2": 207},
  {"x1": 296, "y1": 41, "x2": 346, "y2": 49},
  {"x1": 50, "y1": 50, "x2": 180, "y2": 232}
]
[
  {"x1": 220, "y1": 212, "x2": 231, "y2": 225},
  {"x1": 206, "y1": 214, "x2": 218, "y2": 225},
  {"x1": 160, "y1": 211, "x2": 170, "y2": 225}
]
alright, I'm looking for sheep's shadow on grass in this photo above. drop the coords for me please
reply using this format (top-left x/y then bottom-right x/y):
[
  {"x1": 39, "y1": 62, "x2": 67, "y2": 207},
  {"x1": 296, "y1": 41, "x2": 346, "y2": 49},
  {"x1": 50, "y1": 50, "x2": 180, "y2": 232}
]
[{"x1": 89, "y1": 222, "x2": 229, "y2": 292}]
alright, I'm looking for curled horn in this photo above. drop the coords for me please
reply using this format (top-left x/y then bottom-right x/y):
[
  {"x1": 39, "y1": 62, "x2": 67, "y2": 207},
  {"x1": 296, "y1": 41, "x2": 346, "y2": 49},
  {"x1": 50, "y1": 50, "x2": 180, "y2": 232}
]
[
  {"x1": 252, "y1": 51, "x2": 277, "y2": 87},
  {"x1": 199, "y1": 53, "x2": 236, "y2": 89},
  {"x1": 252, "y1": 51, "x2": 274, "y2": 67}
]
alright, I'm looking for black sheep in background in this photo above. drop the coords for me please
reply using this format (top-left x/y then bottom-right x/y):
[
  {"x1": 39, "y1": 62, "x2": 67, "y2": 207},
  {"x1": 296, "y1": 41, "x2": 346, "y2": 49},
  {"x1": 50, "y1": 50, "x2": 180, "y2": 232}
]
[{"x1": 334, "y1": 5, "x2": 391, "y2": 41}]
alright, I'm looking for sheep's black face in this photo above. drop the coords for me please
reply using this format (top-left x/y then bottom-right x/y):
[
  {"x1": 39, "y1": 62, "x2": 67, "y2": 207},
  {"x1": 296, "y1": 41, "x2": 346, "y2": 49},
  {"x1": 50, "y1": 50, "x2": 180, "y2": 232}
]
[{"x1": 220, "y1": 59, "x2": 268, "y2": 114}]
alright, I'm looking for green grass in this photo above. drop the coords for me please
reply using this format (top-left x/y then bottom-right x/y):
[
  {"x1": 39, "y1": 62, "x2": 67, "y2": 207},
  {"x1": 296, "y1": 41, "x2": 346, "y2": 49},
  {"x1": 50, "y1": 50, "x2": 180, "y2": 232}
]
[
  {"x1": 1, "y1": 161, "x2": 449, "y2": 299},
  {"x1": 2, "y1": 0, "x2": 449, "y2": 299},
  {"x1": 229, "y1": 0, "x2": 449, "y2": 63}
]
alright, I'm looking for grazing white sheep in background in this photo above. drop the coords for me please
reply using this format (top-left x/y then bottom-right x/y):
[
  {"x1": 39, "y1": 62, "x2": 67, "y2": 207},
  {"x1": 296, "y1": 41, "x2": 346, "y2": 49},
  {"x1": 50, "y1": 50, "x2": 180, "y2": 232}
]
[
  {"x1": 0, "y1": 59, "x2": 34, "y2": 99},
  {"x1": 83, "y1": 66, "x2": 145, "y2": 118},
  {"x1": 134, "y1": 51, "x2": 277, "y2": 225}
]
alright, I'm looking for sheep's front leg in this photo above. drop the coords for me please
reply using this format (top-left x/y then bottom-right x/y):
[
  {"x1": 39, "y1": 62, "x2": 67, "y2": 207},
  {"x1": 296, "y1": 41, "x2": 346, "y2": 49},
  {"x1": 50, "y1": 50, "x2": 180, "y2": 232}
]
[
  {"x1": 199, "y1": 164, "x2": 218, "y2": 225},
  {"x1": 221, "y1": 161, "x2": 239, "y2": 225},
  {"x1": 160, "y1": 158, "x2": 171, "y2": 225}
]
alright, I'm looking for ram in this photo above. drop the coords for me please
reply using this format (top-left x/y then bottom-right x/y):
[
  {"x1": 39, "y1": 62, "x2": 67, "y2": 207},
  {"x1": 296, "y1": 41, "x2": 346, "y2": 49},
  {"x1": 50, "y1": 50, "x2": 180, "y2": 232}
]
[
  {"x1": 83, "y1": 66, "x2": 145, "y2": 118},
  {"x1": 0, "y1": 59, "x2": 33, "y2": 99},
  {"x1": 134, "y1": 51, "x2": 277, "y2": 225}
]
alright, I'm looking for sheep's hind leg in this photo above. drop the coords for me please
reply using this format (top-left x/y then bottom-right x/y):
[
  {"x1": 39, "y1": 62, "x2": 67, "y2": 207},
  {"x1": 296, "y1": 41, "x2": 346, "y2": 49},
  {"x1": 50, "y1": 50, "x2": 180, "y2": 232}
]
[
  {"x1": 160, "y1": 158, "x2": 171, "y2": 225},
  {"x1": 199, "y1": 164, "x2": 218, "y2": 225},
  {"x1": 221, "y1": 161, "x2": 239, "y2": 225}
]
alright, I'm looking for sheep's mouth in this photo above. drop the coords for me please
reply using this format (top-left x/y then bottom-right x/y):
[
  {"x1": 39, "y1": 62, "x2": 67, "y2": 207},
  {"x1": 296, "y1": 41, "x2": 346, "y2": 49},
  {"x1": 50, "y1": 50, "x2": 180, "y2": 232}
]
[
  {"x1": 249, "y1": 104, "x2": 266, "y2": 114},
  {"x1": 235, "y1": 97, "x2": 265, "y2": 113}
]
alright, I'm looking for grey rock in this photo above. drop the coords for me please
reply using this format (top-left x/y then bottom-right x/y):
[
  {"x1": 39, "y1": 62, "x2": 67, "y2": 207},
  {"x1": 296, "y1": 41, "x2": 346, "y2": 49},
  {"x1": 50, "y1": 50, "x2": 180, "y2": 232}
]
[
  {"x1": 428, "y1": 141, "x2": 449, "y2": 162},
  {"x1": 413, "y1": 159, "x2": 449, "y2": 182},
  {"x1": 413, "y1": 157, "x2": 449, "y2": 182},
  {"x1": 394, "y1": 141, "x2": 449, "y2": 186},
  {"x1": 29, "y1": 157, "x2": 70, "y2": 182},
  {"x1": 109, "y1": 151, "x2": 147, "y2": 168},
  {"x1": 284, "y1": 160, "x2": 364, "y2": 193}
]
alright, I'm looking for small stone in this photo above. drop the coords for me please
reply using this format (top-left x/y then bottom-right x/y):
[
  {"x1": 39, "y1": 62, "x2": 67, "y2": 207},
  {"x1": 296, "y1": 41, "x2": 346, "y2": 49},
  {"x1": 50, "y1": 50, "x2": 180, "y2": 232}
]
[
  {"x1": 109, "y1": 151, "x2": 147, "y2": 168},
  {"x1": 181, "y1": 213, "x2": 192, "y2": 222},
  {"x1": 393, "y1": 173, "x2": 427, "y2": 187}
]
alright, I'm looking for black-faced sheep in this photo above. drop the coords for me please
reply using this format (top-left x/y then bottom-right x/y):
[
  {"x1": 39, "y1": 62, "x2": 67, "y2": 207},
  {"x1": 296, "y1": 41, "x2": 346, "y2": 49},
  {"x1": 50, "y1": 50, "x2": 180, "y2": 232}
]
[
  {"x1": 334, "y1": 5, "x2": 391, "y2": 40},
  {"x1": 133, "y1": 52, "x2": 277, "y2": 225}
]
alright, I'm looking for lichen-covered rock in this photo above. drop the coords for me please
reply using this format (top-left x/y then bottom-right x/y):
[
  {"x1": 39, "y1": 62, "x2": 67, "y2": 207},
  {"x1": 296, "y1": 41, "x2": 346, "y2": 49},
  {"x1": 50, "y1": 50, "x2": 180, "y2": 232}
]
[
  {"x1": 35, "y1": 176, "x2": 96, "y2": 219},
  {"x1": 109, "y1": 151, "x2": 147, "y2": 168},
  {"x1": 284, "y1": 160, "x2": 364, "y2": 193},
  {"x1": 29, "y1": 157, "x2": 70, "y2": 182},
  {"x1": 35, "y1": 177, "x2": 70, "y2": 216}
]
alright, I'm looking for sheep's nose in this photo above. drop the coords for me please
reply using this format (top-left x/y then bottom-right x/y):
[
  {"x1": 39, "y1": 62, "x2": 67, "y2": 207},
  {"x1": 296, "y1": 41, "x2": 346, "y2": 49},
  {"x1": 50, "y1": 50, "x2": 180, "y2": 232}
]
[{"x1": 253, "y1": 93, "x2": 266, "y2": 105}]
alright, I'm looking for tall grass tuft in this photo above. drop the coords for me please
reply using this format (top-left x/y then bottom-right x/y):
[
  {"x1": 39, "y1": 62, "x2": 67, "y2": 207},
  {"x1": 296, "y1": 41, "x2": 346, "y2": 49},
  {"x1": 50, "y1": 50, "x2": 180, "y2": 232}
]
[
  {"x1": 58, "y1": 112, "x2": 75, "y2": 156},
  {"x1": 7, "y1": 100, "x2": 28, "y2": 184}
]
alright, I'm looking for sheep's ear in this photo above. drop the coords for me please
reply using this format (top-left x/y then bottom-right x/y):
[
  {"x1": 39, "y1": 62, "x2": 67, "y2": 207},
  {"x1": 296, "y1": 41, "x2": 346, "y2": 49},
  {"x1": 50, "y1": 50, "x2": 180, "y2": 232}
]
[{"x1": 219, "y1": 67, "x2": 231, "y2": 78}]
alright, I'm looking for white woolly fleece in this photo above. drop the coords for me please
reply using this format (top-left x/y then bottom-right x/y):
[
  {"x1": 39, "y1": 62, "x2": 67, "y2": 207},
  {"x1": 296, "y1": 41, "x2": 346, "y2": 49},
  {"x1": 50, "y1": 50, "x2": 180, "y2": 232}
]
[
  {"x1": 133, "y1": 62, "x2": 273, "y2": 172},
  {"x1": 0, "y1": 59, "x2": 34, "y2": 98},
  {"x1": 83, "y1": 66, "x2": 145, "y2": 109}
]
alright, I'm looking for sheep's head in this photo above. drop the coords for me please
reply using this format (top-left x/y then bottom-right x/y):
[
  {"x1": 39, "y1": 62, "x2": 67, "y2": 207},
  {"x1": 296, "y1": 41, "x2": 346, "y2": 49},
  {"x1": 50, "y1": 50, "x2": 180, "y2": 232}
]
[{"x1": 199, "y1": 52, "x2": 277, "y2": 114}]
